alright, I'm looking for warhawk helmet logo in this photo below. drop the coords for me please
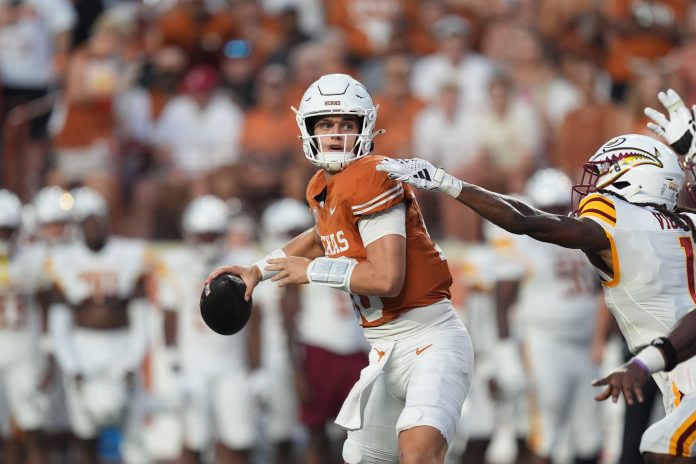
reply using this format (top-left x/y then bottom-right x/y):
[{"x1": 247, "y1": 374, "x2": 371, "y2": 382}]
[{"x1": 591, "y1": 146, "x2": 664, "y2": 188}]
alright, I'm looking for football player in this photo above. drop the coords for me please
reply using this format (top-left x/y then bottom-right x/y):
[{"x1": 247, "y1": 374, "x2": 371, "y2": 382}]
[
  {"x1": 207, "y1": 73, "x2": 473, "y2": 463},
  {"x1": 376, "y1": 133, "x2": 696, "y2": 463},
  {"x1": 0, "y1": 189, "x2": 49, "y2": 464},
  {"x1": 45, "y1": 188, "x2": 152, "y2": 464},
  {"x1": 261, "y1": 198, "x2": 370, "y2": 464},
  {"x1": 158, "y1": 195, "x2": 259, "y2": 464},
  {"x1": 491, "y1": 169, "x2": 605, "y2": 464}
]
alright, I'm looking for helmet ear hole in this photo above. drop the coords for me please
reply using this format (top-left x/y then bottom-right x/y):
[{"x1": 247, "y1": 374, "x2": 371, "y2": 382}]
[{"x1": 612, "y1": 181, "x2": 631, "y2": 190}]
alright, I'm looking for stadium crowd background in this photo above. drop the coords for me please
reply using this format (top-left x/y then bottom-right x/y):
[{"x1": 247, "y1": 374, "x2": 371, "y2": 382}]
[{"x1": 1, "y1": 0, "x2": 696, "y2": 463}]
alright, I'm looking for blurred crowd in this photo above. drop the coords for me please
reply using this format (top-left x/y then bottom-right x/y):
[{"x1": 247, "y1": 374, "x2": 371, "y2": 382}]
[
  {"x1": 1, "y1": 0, "x2": 696, "y2": 242},
  {"x1": 1, "y1": 0, "x2": 696, "y2": 463}
]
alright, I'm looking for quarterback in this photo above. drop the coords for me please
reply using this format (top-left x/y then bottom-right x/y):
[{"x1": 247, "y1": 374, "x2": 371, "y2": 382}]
[
  {"x1": 377, "y1": 131, "x2": 696, "y2": 463},
  {"x1": 207, "y1": 74, "x2": 473, "y2": 463}
]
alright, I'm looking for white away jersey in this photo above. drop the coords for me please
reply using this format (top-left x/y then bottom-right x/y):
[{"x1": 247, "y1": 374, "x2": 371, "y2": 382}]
[
  {"x1": 47, "y1": 238, "x2": 151, "y2": 306},
  {"x1": 579, "y1": 193, "x2": 696, "y2": 399},
  {"x1": 504, "y1": 232, "x2": 600, "y2": 341}
]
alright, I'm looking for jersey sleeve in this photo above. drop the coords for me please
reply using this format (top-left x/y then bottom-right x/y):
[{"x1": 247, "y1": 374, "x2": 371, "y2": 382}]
[
  {"x1": 349, "y1": 157, "x2": 405, "y2": 217},
  {"x1": 577, "y1": 193, "x2": 617, "y2": 231}
]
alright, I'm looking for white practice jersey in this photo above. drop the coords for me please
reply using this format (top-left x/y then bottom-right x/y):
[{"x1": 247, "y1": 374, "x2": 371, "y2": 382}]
[
  {"x1": 47, "y1": 238, "x2": 150, "y2": 306},
  {"x1": 505, "y1": 233, "x2": 600, "y2": 341},
  {"x1": 297, "y1": 285, "x2": 367, "y2": 355},
  {"x1": 0, "y1": 245, "x2": 45, "y2": 364},
  {"x1": 158, "y1": 247, "x2": 248, "y2": 374},
  {"x1": 578, "y1": 193, "x2": 696, "y2": 398}
]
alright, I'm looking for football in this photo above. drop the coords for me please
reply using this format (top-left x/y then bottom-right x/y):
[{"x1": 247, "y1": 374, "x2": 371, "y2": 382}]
[{"x1": 199, "y1": 273, "x2": 252, "y2": 335}]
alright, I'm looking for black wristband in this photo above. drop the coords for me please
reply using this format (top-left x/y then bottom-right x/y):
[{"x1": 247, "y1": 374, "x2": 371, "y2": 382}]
[{"x1": 651, "y1": 336, "x2": 679, "y2": 372}]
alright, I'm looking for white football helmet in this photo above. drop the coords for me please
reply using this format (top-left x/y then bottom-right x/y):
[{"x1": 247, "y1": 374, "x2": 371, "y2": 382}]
[
  {"x1": 292, "y1": 73, "x2": 378, "y2": 172},
  {"x1": 573, "y1": 134, "x2": 685, "y2": 211},
  {"x1": 182, "y1": 195, "x2": 229, "y2": 236},
  {"x1": 71, "y1": 188, "x2": 108, "y2": 222},
  {"x1": 261, "y1": 198, "x2": 313, "y2": 248},
  {"x1": 525, "y1": 169, "x2": 573, "y2": 209},
  {"x1": 0, "y1": 189, "x2": 23, "y2": 229},
  {"x1": 33, "y1": 186, "x2": 72, "y2": 224}
]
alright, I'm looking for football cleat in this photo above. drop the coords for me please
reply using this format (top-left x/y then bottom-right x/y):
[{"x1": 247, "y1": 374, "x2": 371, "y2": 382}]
[{"x1": 199, "y1": 273, "x2": 252, "y2": 335}]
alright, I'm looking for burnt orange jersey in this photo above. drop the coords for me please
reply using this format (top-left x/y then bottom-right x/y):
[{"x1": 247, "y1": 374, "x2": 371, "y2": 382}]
[{"x1": 306, "y1": 155, "x2": 452, "y2": 327}]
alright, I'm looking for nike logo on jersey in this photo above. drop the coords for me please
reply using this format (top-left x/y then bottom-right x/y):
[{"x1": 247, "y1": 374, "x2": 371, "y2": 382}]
[
  {"x1": 375, "y1": 348, "x2": 387, "y2": 362},
  {"x1": 330, "y1": 206, "x2": 337, "y2": 215},
  {"x1": 415, "y1": 344, "x2": 433, "y2": 355}
]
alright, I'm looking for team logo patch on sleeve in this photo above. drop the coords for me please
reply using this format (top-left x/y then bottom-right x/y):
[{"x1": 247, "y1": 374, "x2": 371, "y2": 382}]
[{"x1": 578, "y1": 194, "x2": 616, "y2": 226}]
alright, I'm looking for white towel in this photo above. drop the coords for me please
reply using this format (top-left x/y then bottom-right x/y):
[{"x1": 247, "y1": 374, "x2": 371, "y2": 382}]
[{"x1": 335, "y1": 340, "x2": 395, "y2": 430}]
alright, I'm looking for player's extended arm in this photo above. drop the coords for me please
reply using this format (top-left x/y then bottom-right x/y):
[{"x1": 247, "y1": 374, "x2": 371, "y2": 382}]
[
  {"x1": 377, "y1": 158, "x2": 609, "y2": 251},
  {"x1": 205, "y1": 226, "x2": 324, "y2": 301},
  {"x1": 592, "y1": 310, "x2": 696, "y2": 405},
  {"x1": 266, "y1": 234, "x2": 406, "y2": 297}
]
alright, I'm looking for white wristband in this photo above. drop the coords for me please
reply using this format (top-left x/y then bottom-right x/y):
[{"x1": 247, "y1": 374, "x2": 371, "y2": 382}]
[
  {"x1": 434, "y1": 168, "x2": 463, "y2": 198},
  {"x1": 307, "y1": 257, "x2": 357, "y2": 293},
  {"x1": 632, "y1": 345, "x2": 666, "y2": 374},
  {"x1": 253, "y1": 248, "x2": 287, "y2": 281}
]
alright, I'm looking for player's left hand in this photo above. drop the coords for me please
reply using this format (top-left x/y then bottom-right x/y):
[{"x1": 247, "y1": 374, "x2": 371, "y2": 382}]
[
  {"x1": 592, "y1": 361, "x2": 649, "y2": 405},
  {"x1": 644, "y1": 88, "x2": 696, "y2": 160},
  {"x1": 267, "y1": 257, "x2": 311, "y2": 286}
]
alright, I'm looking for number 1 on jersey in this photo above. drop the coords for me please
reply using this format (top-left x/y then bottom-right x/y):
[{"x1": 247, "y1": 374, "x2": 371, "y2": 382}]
[{"x1": 678, "y1": 236, "x2": 696, "y2": 304}]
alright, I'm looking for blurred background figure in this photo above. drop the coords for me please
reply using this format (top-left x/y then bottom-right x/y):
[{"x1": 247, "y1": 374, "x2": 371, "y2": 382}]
[
  {"x1": 261, "y1": 198, "x2": 368, "y2": 464},
  {"x1": 45, "y1": 188, "x2": 152, "y2": 464},
  {"x1": 158, "y1": 195, "x2": 260, "y2": 464},
  {"x1": 151, "y1": 64, "x2": 244, "y2": 239},
  {"x1": 0, "y1": 189, "x2": 48, "y2": 464}
]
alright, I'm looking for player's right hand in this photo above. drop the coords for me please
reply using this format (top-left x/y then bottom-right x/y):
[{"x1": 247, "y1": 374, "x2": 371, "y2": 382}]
[
  {"x1": 592, "y1": 360, "x2": 648, "y2": 405},
  {"x1": 492, "y1": 339, "x2": 527, "y2": 397},
  {"x1": 377, "y1": 157, "x2": 442, "y2": 191},
  {"x1": 644, "y1": 88, "x2": 696, "y2": 160},
  {"x1": 205, "y1": 265, "x2": 260, "y2": 302}
]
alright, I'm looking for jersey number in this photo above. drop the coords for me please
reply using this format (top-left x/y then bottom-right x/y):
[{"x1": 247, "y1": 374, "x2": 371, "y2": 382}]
[
  {"x1": 679, "y1": 236, "x2": 696, "y2": 304},
  {"x1": 351, "y1": 294, "x2": 383, "y2": 323}
]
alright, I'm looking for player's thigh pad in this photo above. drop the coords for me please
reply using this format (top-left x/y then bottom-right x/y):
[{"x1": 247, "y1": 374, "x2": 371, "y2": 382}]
[
  {"x1": 343, "y1": 374, "x2": 401, "y2": 464},
  {"x1": 215, "y1": 371, "x2": 257, "y2": 449},
  {"x1": 392, "y1": 317, "x2": 473, "y2": 445},
  {"x1": 640, "y1": 393, "x2": 696, "y2": 458}
]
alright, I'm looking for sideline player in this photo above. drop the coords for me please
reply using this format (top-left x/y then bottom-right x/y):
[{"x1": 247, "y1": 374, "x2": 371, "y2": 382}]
[
  {"x1": 158, "y1": 195, "x2": 259, "y2": 464},
  {"x1": 0, "y1": 189, "x2": 48, "y2": 464},
  {"x1": 492, "y1": 170, "x2": 604, "y2": 464},
  {"x1": 376, "y1": 133, "x2": 696, "y2": 463},
  {"x1": 46, "y1": 188, "x2": 152, "y2": 464},
  {"x1": 207, "y1": 73, "x2": 473, "y2": 463},
  {"x1": 261, "y1": 198, "x2": 369, "y2": 464}
]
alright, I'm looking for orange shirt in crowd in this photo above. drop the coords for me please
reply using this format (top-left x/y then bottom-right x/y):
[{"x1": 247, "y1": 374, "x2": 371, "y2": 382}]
[
  {"x1": 241, "y1": 106, "x2": 299, "y2": 159},
  {"x1": 372, "y1": 95, "x2": 425, "y2": 157},
  {"x1": 603, "y1": 0, "x2": 685, "y2": 83}
]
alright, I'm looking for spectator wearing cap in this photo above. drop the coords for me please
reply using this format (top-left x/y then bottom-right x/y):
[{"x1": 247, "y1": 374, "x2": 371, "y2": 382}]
[
  {"x1": 150, "y1": 65, "x2": 243, "y2": 238},
  {"x1": 410, "y1": 14, "x2": 495, "y2": 110}
]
